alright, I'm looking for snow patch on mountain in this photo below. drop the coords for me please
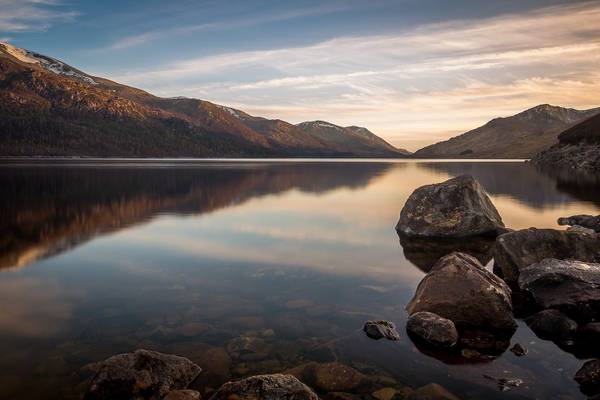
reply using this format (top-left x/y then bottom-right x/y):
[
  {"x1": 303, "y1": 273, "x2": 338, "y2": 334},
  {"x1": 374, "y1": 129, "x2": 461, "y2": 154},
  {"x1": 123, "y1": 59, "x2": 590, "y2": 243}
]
[
  {"x1": 1, "y1": 42, "x2": 97, "y2": 85},
  {"x1": 217, "y1": 105, "x2": 241, "y2": 118}
]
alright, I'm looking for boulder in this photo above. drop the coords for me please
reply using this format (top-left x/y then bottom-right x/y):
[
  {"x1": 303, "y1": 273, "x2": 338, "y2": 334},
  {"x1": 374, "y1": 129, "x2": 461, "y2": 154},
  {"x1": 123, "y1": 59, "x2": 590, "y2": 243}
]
[
  {"x1": 363, "y1": 320, "x2": 401, "y2": 341},
  {"x1": 408, "y1": 383, "x2": 460, "y2": 400},
  {"x1": 396, "y1": 175, "x2": 505, "y2": 238},
  {"x1": 406, "y1": 312, "x2": 458, "y2": 348},
  {"x1": 84, "y1": 349, "x2": 201, "y2": 400},
  {"x1": 559, "y1": 214, "x2": 600, "y2": 232},
  {"x1": 494, "y1": 228, "x2": 600, "y2": 285},
  {"x1": 525, "y1": 309, "x2": 578, "y2": 340},
  {"x1": 209, "y1": 374, "x2": 319, "y2": 400},
  {"x1": 406, "y1": 252, "x2": 516, "y2": 332},
  {"x1": 575, "y1": 360, "x2": 600, "y2": 396},
  {"x1": 518, "y1": 259, "x2": 600, "y2": 322},
  {"x1": 164, "y1": 390, "x2": 201, "y2": 400}
]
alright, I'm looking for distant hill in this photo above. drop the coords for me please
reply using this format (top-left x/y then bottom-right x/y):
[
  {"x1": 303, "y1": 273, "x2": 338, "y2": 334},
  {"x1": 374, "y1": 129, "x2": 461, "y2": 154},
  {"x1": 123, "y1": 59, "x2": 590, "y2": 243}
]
[
  {"x1": 531, "y1": 113, "x2": 600, "y2": 170},
  {"x1": 296, "y1": 121, "x2": 411, "y2": 156},
  {"x1": 413, "y1": 104, "x2": 600, "y2": 159},
  {"x1": 0, "y1": 42, "x2": 406, "y2": 158}
]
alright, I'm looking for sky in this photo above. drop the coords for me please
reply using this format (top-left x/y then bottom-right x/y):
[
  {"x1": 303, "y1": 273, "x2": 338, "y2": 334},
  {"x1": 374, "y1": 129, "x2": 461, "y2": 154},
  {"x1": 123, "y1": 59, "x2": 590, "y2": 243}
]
[{"x1": 1, "y1": 0, "x2": 599, "y2": 151}]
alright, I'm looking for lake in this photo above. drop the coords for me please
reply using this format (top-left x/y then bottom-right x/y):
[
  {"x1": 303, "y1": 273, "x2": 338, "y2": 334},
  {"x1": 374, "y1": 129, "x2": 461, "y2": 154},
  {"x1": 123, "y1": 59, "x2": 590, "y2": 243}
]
[{"x1": 1, "y1": 160, "x2": 599, "y2": 399}]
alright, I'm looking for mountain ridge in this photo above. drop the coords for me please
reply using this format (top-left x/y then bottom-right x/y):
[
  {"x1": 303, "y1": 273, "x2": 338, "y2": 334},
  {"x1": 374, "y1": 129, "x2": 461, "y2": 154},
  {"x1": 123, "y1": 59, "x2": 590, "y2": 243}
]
[
  {"x1": 0, "y1": 42, "x2": 407, "y2": 158},
  {"x1": 413, "y1": 104, "x2": 600, "y2": 159}
]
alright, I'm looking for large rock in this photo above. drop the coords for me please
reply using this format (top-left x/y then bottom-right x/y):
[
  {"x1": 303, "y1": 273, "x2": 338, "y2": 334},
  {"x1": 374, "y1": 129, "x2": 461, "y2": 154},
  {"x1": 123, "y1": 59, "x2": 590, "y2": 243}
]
[
  {"x1": 494, "y1": 228, "x2": 600, "y2": 285},
  {"x1": 525, "y1": 309, "x2": 578, "y2": 340},
  {"x1": 406, "y1": 312, "x2": 458, "y2": 348},
  {"x1": 558, "y1": 214, "x2": 600, "y2": 232},
  {"x1": 84, "y1": 349, "x2": 201, "y2": 400},
  {"x1": 396, "y1": 175, "x2": 505, "y2": 238},
  {"x1": 574, "y1": 360, "x2": 600, "y2": 396},
  {"x1": 518, "y1": 258, "x2": 600, "y2": 322},
  {"x1": 406, "y1": 252, "x2": 516, "y2": 332},
  {"x1": 209, "y1": 374, "x2": 319, "y2": 400}
]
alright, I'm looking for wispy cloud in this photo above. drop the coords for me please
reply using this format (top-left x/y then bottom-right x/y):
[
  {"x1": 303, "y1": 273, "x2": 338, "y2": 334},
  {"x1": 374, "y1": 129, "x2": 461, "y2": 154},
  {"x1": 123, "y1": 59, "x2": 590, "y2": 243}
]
[
  {"x1": 0, "y1": 0, "x2": 78, "y2": 32},
  {"x1": 103, "y1": 1, "x2": 600, "y2": 150},
  {"x1": 104, "y1": 3, "x2": 359, "y2": 51}
]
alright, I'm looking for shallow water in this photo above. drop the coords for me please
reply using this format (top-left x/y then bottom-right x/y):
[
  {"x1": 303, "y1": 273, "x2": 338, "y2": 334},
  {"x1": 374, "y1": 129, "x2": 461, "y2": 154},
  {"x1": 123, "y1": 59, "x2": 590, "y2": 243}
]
[{"x1": 0, "y1": 160, "x2": 599, "y2": 399}]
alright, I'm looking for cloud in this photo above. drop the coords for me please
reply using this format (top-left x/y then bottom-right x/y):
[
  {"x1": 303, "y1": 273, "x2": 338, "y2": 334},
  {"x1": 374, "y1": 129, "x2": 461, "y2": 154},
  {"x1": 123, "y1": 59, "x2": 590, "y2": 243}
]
[
  {"x1": 104, "y1": 3, "x2": 359, "y2": 51},
  {"x1": 102, "y1": 1, "x2": 600, "y2": 150},
  {"x1": 0, "y1": 0, "x2": 78, "y2": 32}
]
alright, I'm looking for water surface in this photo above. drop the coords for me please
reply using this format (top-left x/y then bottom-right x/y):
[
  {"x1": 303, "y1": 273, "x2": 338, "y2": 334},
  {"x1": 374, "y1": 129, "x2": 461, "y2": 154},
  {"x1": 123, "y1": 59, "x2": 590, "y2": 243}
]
[{"x1": 1, "y1": 160, "x2": 599, "y2": 399}]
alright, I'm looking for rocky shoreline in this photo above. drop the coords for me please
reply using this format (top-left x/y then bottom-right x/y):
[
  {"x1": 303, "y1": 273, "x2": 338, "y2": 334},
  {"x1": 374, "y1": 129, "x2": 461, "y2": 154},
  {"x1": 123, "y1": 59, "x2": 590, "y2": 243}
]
[{"x1": 81, "y1": 174, "x2": 600, "y2": 399}]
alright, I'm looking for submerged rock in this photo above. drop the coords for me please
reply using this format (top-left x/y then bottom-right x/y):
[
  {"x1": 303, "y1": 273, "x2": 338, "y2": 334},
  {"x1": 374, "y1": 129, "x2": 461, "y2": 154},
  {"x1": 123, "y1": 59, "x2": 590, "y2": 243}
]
[
  {"x1": 518, "y1": 258, "x2": 600, "y2": 322},
  {"x1": 558, "y1": 214, "x2": 600, "y2": 232},
  {"x1": 363, "y1": 320, "x2": 401, "y2": 341},
  {"x1": 575, "y1": 360, "x2": 600, "y2": 396},
  {"x1": 164, "y1": 390, "x2": 201, "y2": 400},
  {"x1": 396, "y1": 175, "x2": 505, "y2": 238},
  {"x1": 483, "y1": 374, "x2": 523, "y2": 392},
  {"x1": 408, "y1": 383, "x2": 460, "y2": 400},
  {"x1": 406, "y1": 312, "x2": 458, "y2": 348},
  {"x1": 525, "y1": 309, "x2": 578, "y2": 341},
  {"x1": 287, "y1": 362, "x2": 366, "y2": 392},
  {"x1": 84, "y1": 349, "x2": 201, "y2": 400},
  {"x1": 208, "y1": 374, "x2": 319, "y2": 400},
  {"x1": 493, "y1": 228, "x2": 600, "y2": 285},
  {"x1": 406, "y1": 252, "x2": 516, "y2": 332}
]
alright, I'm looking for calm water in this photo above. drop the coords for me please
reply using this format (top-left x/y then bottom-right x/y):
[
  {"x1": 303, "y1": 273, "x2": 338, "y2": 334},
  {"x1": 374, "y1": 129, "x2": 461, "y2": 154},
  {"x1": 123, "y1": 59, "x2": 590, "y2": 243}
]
[{"x1": 1, "y1": 160, "x2": 599, "y2": 399}]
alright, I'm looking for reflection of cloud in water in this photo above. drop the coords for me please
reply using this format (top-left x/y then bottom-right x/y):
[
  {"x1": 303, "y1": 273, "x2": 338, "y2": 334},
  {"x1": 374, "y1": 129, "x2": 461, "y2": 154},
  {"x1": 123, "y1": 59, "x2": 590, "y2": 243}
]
[{"x1": 0, "y1": 277, "x2": 72, "y2": 337}]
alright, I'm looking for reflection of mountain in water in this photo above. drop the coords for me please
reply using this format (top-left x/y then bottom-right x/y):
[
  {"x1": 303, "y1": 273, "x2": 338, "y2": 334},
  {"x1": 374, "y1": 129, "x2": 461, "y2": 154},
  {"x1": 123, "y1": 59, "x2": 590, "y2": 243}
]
[
  {"x1": 417, "y1": 162, "x2": 577, "y2": 208},
  {"x1": 535, "y1": 166, "x2": 600, "y2": 207},
  {"x1": 0, "y1": 162, "x2": 391, "y2": 270}
]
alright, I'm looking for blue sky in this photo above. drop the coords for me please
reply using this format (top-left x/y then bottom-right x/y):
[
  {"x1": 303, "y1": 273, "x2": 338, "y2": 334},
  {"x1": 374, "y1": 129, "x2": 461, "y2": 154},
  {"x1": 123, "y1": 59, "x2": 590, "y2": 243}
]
[{"x1": 1, "y1": 0, "x2": 599, "y2": 150}]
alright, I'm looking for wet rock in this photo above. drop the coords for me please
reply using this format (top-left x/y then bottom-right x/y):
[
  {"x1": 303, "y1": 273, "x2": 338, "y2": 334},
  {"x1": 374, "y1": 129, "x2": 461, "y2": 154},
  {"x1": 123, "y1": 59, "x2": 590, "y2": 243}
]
[
  {"x1": 164, "y1": 389, "x2": 201, "y2": 400},
  {"x1": 493, "y1": 228, "x2": 600, "y2": 285},
  {"x1": 575, "y1": 360, "x2": 600, "y2": 396},
  {"x1": 406, "y1": 312, "x2": 458, "y2": 348},
  {"x1": 558, "y1": 214, "x2": 600, "y2": 232},
  {"x1": 518, "y1": 258, "x2": 600, "y2": 322},
  {"x1": 567, "y1": 225, "x2": 597, "y2": 235},
  {"x1": 208, "y1": 374, "x2": 318, "y2": 400},
  {"x1": 525, "y1": 309, "x2": 578, "y2": 340},
  {"x1": 84, "y1": 349, "x2": 201, "y2": 400},
  {"x1": 406, "y1": 252, "x2": 516, "y2": 332},
  {"x1": 483, "y1": 374, "x2": 523, "y2": 392},
  {"x1": 372, "y1": 387, "x2": 398, "y2": 400},
  {"x1": 287, "y1": 362, "x2": 366, "y2": 392},
  {"x1": 408, "y1": 383, "x2": 460, "y2": 400},
  {"x1": 396, "y1": 175, "x2": 505, "y2": 238},
  {"x1": 399, "y1": 235, "x2": 495, "y2": 273},
  {"x1": 509, "y1": 343, "x2": 527, "y2": 357},
  {"x1": 363, "y1": 320, "x2": 401, "y2": 341}
]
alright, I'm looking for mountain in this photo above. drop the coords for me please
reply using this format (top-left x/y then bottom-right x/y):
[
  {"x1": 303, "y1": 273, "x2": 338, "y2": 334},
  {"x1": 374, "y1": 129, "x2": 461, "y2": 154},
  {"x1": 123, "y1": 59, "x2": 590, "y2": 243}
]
[
  {"x1": 531, "y1": 113, "x2": 600, "y2": 171},
  {"x1": 413, "y1": 104, "x2": 600, "y2": 159},
  {"x1": 0, "y1": 42, "x2": 406, "y2": 158},
  {"x1": 296, "y1": 121, "x2": 411, "y2": 156}
]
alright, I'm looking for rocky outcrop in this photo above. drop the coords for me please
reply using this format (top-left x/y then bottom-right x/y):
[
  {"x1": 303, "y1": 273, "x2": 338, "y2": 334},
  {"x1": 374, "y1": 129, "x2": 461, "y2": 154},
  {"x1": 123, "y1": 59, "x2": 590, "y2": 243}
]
[
  {"x1": 208, "y1": 374, "x2": 319, "y2": 400},
  {"x1": 84, "y1": 349, "x2": 201, "y2": 400},
  {"x1": 518, "y1": 258, "x2": 600, "y2": 322},
  {"x1": 406, "y1": 312, "x2": 458, "y2": 348},
  {"x1": 493, "y1": 228, "x2": 600, "y2": 285},
  {"x1": 558, "y1": 214, "x2": 600, "y2": 232},
  {"x1": 363, "y1": 320, "x2": 401, "y2": 341},
  {"x1": 396, "y1": 175, "x2": 505, "y2": 238},
  {"x1": 406, "y1": 252, "x2": 516, "y2": 332}
]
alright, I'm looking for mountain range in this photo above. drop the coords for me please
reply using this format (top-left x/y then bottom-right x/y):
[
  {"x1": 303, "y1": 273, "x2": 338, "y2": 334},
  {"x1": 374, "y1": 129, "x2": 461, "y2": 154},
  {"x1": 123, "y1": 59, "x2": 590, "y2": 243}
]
[
  {"x1": 0, "y1": 42, "x2": 408, "y2": 158},
  {"x1": 1, "y1": 42, "x2": 598, "y2": 160},
  {"x1": 413, "y1": 104, "x2": 600, "y2": 159}
]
